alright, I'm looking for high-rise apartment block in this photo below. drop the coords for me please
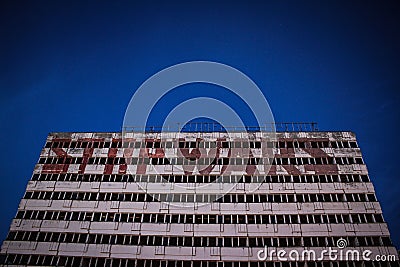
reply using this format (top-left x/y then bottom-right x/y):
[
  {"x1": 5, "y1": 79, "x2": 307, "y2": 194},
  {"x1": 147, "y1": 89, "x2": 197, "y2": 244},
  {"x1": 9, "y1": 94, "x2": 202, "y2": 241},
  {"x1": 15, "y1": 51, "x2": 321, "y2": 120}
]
[{"x1": 1, "y1": 127, "x2": 398, "y2": 266}]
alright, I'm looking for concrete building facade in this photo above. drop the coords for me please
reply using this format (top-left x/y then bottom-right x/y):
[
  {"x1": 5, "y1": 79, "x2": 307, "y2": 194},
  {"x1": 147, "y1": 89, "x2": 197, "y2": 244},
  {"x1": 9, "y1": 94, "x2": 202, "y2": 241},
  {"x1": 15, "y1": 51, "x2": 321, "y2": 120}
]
[{"x1": 0, "y1": 130, "x2": 398, "y2": 266}]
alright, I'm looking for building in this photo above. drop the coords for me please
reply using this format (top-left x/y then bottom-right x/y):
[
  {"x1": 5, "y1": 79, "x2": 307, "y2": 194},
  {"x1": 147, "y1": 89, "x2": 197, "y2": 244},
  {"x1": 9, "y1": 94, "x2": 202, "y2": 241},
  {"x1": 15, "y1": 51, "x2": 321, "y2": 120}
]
[{"x1": 1, "y1": 127, "x2": 399, "y2": 266}]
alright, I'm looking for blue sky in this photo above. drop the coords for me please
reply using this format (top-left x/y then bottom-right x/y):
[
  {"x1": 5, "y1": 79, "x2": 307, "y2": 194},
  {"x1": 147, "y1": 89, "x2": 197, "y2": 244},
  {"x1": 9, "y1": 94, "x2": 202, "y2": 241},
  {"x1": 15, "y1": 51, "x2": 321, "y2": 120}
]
[{"x1": 0, "y1": 1, "x2": 399, "y2": 247}]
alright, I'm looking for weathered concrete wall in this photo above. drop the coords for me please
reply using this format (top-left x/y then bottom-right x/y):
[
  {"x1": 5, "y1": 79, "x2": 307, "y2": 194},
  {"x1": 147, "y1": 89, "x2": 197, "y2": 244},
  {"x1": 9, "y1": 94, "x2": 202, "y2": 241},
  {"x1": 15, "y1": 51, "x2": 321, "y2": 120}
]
[{"x1": 0, "y1": 132, "x2": 398, "y2": 266}]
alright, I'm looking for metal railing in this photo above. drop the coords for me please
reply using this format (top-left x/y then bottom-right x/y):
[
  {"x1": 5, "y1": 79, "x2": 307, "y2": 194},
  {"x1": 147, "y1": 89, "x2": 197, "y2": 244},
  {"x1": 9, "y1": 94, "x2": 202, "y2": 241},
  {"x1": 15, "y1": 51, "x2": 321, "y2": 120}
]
[{"x1": 122, "y1": 122, "x2": 318, "y2": 133}]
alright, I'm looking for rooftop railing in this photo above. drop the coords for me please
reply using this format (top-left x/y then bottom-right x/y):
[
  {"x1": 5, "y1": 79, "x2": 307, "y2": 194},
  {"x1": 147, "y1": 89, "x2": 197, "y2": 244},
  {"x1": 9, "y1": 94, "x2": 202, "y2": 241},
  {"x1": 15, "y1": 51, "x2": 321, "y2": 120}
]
[{"x1": 122, "y1": 122, "x2": 318, "y2": 133}]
